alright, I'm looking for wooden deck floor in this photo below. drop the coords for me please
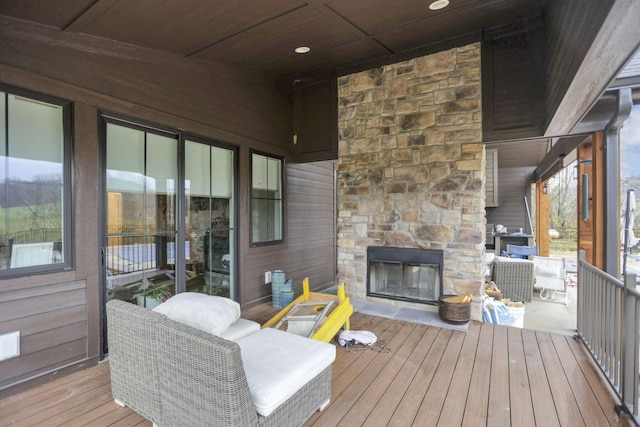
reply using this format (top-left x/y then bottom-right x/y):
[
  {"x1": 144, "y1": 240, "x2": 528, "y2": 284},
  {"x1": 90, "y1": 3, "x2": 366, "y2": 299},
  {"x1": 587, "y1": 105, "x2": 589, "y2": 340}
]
[{"x1": 0, "y1": 305, "x2": 633, "y2": 427}]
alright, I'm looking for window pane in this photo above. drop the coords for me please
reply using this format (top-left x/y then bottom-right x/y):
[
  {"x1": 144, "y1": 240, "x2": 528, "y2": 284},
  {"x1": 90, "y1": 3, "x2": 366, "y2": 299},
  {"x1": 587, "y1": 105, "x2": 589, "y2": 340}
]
[
  {"x1": 0, "y1": 94, "x2": 65, "y2": 270},
  {"x1": 267, "y1": 157, "x2": 281, "y2": 198},
  {"x1": 251, "y1": 152, "x2": 283, "y2": 245},
  {"x1": 185, "y1": 140, "x2": 234, "y2": 299},
  {"x1": 9, "y1": 95, "x2": 63, "y2": 163},
  {"x1": 105, "y1": 124, "x2": 177, "y2": 308},
  {"x1": 252, "y1": 154, "x2": 268, "y2": 189},
  {"x1": 146, "y1": 133, "x2": 177, "y2": 234},
  {"x1": 252, "y1": 197, "x2": 268, "y2": 242},
  {"x1": 271, "y1": 199, "x2": 282, "y2": 240},
  {"x1": 106, "y1": 124, "x2": 145, "y2": 197}
]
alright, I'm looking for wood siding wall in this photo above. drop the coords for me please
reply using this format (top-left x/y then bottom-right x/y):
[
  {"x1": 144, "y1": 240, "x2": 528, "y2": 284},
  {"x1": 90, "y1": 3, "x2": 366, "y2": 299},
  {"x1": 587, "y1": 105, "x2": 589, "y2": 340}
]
[
  {"x1": 0, "y1": 280, "x2": 87, "y2": 390},
  {"x1": 242, "y1": 160, "x2": 337, "y2": 305},
  {"x1": 486, "y1": 167, "x2": 536, "y2": 235},
  {"x1": 0, "y1": 17, "x2": 292, "y2": 151},
  {"x1": 0, "y1": 16, "x2": 296, "y2": 396},
  {"x1": 482, "y1": 27, "x2": 544, "y2": 142}
]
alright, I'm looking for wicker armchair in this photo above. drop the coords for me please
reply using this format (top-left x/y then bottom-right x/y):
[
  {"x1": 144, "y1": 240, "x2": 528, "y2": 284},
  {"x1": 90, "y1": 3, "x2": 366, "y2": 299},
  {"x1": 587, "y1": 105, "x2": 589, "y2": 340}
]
[
  {"x1": 490, "y1": 256, "x2": 535, "y2": 302},
  {"x1": 107, "y1": 300, "x2": 165, "y2": 424},
  {"x1": 106, "y1": 300, "x2": 334, "y2": 427}
]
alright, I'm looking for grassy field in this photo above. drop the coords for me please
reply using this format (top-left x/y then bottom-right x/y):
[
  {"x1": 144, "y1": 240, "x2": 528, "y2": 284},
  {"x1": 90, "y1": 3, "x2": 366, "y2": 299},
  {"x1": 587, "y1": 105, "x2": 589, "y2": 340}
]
[{"x1": 549, "y1": 240, "x2": 577, "y2": 252}]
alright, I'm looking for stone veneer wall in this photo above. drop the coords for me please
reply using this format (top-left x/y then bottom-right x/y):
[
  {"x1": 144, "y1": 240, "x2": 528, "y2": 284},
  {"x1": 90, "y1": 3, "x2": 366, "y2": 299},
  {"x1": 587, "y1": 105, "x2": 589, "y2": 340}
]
[{"x1": 337, "y1": 43, "x2": 485, "y2": 302}]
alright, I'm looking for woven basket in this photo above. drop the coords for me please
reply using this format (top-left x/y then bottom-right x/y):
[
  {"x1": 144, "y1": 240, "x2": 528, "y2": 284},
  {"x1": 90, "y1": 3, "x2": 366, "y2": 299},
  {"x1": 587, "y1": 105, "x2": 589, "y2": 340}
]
[{"x1": 438, "y1": 295, "x2": 471, "y2": 324}]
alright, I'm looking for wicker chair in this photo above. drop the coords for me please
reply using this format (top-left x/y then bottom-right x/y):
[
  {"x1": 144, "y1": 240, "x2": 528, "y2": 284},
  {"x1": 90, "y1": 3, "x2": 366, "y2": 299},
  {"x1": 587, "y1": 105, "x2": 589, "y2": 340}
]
[
  {"x1": 490, "y1": 256, "x2": 535, "y2": 302},
  {"x1": 106, "y1": 300, "x2": 334, "y2": 427},
  {"x1": 107, "y1": 300, "x2": 165, "y2": 424}
]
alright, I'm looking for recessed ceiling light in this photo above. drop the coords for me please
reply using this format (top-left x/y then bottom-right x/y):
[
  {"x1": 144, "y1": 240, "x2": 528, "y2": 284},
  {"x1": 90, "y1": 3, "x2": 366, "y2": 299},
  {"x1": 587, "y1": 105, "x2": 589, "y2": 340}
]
[
  {"x1": 295, "y1": 46, "x2": 311, "y2": 54},
  {"x1": 429, "y1": 0, "x2": 449, "y2": 10}
]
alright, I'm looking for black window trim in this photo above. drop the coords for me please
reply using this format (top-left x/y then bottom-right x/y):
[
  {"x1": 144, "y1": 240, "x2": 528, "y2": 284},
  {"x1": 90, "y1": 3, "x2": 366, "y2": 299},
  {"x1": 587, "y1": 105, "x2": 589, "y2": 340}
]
[
  {"x1": 99, "y1": 112, "x2": 242, "y2": 294},
  {"x1": 250, "y1": 149, "x2": 284, "y2": 247},
  {"x1": 0, "y1": 83, "x2": 74, "y2": 278}
]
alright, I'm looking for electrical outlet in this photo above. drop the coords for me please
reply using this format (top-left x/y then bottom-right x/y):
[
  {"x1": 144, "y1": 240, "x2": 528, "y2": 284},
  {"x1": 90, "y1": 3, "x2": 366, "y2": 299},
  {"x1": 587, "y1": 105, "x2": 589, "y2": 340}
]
[
  {"x1": 0, "y1": 331, "x2": 20, "y2": 361},
  {"x1": 264, "y1": 271, "x2": 272, "y2": 284}
]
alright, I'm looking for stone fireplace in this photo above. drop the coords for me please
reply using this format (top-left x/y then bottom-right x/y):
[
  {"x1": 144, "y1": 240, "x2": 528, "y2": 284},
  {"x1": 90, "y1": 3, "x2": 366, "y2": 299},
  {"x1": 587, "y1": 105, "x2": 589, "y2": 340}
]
[{"x1": 337, "y1": 43, "x2": 485, "y2": 313}]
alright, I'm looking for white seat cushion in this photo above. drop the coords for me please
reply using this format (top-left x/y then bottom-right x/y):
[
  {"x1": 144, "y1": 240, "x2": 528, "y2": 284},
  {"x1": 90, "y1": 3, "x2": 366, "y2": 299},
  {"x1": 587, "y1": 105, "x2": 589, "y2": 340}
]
[
  {"x1": 535, "y1": 264, "x2": 562, "y2": 277},
  {"x1": 218, "y1": 318, "x2": 261, "y2": 341},
  {"x1": 236, "y1": 328, "x2": 336, "y2": 417}
]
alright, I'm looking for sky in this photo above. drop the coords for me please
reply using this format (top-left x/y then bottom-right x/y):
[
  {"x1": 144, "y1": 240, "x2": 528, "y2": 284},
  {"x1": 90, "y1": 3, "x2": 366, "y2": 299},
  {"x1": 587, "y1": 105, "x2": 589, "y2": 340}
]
[
  {"x1": 620, "y1": 104, "x2": 640, "y2": 178},
  {"x1": 0, "y1": 157, "x2": 61, "y2": 182}
]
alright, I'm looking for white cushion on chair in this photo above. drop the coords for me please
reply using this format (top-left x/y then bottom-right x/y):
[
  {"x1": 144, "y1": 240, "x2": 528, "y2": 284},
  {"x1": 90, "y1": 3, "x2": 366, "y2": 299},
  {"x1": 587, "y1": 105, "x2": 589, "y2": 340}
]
[
  {"x1": 153, "y1": 292, "x2": 240, "y2": 335},
  {"x1": 218, "y1": 318, "x2": 261, "y2": 341},
  {"x1": 535, "y1": 264, "x2": 562, "y2": 277},
  {"x1": 533, "y1": 256, "x2": 565, "y2": 278},
  {"x1": 236, "y1": 328, "x2": 336, "y2": 417}
]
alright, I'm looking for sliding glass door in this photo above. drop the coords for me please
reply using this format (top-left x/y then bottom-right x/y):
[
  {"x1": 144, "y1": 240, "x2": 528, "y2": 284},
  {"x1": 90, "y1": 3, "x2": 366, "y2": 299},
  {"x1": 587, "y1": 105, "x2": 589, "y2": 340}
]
[
  {"x1": 102, "y1": 120, "x2": 237, "y2": 357},
  {"x1": 104, "y1": 123, "x2": 178, "y2": 309},
  {"x1": 185, "y1": 140, "x2": 235, "y2": 299}
]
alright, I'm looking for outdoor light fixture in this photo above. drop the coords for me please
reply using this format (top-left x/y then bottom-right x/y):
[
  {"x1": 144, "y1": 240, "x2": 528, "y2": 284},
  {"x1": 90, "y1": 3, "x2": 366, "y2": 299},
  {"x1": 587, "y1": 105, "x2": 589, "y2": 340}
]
[
  {"x1": 582, "y1": 174, "x2": 589, "y2": 221},
  {"x1": 543, "y1": 184, "x2": 548, "y2": 194},
  {"x1": 429, "y1": 0, "x2": 449, "y2": 10},
  {"x1": 295, "y1": 46, "x2": 310, "y2": 54}
]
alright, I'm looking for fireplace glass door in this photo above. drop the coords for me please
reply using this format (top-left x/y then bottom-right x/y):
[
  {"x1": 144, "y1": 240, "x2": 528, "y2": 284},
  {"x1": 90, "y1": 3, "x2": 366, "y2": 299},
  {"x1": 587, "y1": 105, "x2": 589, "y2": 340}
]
[
  {"x1": 369, "y1": 261, "x2": 440, "y2": 302},
  {"x1": 367, "y1": 246, "x2": 443, "y2": 304}
]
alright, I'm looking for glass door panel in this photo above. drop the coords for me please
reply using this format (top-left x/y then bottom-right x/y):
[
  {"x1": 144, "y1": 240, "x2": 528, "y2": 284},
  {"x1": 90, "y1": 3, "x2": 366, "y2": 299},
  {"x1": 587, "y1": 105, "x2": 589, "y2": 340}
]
[
  {"x1": 105, "y1": 123, "x2": 178, "y2": 309},
  {"x1": 185, "y1": 141, "x2": 235, "y2": 299}
]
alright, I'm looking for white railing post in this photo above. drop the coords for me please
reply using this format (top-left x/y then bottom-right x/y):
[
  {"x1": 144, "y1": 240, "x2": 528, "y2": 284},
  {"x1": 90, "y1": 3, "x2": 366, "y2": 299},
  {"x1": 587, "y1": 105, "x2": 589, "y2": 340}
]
[
  {"x1": 622, "y1": 271, "x2": 638, "y2": 416},
  {"x1": 578, "y1": 251, "x2": 585, "y2": 337}
]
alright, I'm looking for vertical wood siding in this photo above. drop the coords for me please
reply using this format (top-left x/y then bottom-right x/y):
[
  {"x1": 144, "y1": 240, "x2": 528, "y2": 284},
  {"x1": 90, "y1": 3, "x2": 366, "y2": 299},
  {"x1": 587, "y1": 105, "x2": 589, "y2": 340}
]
[{"x1": 241, "y1": 161, "x2": 337, "y2": 305}]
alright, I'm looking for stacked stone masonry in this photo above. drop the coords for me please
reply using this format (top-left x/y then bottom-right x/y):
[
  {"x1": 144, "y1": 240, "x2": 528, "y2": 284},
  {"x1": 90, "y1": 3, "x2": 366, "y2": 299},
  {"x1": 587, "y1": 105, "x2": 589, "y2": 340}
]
[{"x1": 337, "y1": 43, "x2": 485, "y2": 302}]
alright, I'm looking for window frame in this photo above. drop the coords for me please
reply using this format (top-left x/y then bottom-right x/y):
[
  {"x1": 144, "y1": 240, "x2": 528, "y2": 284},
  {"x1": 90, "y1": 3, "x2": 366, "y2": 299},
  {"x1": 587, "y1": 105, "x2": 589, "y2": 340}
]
[
  {"x1": 0, "y1": 84, "x2": 74, "y2": 278},
  {"x1": 250, "y1": 150, "x2": 284, "y2": 247}
]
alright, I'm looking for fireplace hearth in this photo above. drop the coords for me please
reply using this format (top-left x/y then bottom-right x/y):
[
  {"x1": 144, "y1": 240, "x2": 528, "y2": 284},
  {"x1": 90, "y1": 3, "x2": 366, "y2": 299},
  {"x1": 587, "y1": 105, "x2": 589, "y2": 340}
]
[{"x1": 367, "y1": 246, "x2": 443, "y2": 305}]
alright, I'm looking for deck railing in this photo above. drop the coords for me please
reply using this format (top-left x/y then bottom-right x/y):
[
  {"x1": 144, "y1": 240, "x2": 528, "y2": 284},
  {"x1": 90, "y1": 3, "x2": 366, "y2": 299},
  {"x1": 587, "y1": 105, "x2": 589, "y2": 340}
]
[
  {"x1": 577, "y1": 251, "x2": 639, "y2": 422},
  {"x1": 106, "y1": 234, "x2": 160, "y2": 274}
]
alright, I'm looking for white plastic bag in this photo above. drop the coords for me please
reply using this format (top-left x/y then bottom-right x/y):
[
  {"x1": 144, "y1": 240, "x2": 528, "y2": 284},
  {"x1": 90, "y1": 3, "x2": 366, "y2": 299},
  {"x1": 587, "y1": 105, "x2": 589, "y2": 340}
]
[
  {"x1": 482, "y1": 296, "x2": 514, "y2": 325},
  {"x1": 338, "y1": 330, "x2": 377, "y2": 347}
]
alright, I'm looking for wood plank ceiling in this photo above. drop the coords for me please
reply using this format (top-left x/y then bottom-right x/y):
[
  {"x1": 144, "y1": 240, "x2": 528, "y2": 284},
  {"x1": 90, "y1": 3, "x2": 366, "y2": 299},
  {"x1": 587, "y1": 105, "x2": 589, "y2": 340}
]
[
  {"x1": 0, "y1": 0, "x2": 542, "y2": 80},
  {"x1": 0, "y1": 0, "x2": 636, "y2": 170}
]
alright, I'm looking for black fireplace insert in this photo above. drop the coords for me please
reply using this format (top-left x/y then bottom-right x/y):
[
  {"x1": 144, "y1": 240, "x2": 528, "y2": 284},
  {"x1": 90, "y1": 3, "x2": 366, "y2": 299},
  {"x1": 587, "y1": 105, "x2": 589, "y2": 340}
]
[{"x1": 367, "y1": 246, "x2": 443, "y2": 305}]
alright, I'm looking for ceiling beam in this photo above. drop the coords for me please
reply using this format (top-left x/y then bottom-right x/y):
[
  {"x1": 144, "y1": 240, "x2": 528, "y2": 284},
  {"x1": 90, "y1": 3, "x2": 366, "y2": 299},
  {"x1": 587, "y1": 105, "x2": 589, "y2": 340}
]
[
  {"x1": 533, "y1": 134, "x2": 590, "y2": 182},
  {"x1": 545, "y1": 0, "x2": 640, "y2": 136}
]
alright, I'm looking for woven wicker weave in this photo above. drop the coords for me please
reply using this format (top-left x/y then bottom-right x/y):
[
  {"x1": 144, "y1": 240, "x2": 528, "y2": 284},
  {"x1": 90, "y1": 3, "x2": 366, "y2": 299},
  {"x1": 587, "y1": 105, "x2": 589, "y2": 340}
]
[
  {"x1": 438, "y1": 296, "x2": 471, "y2": 324},
  {"x1": 490, "y1": 257, "x2": 535, "y2": 302},
  {"x1": 106, "y1": 299, "x2": 165, "y2": 425},
  {"x1": 106, "y1": 299, "x2": 332, "y2": 427}
]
